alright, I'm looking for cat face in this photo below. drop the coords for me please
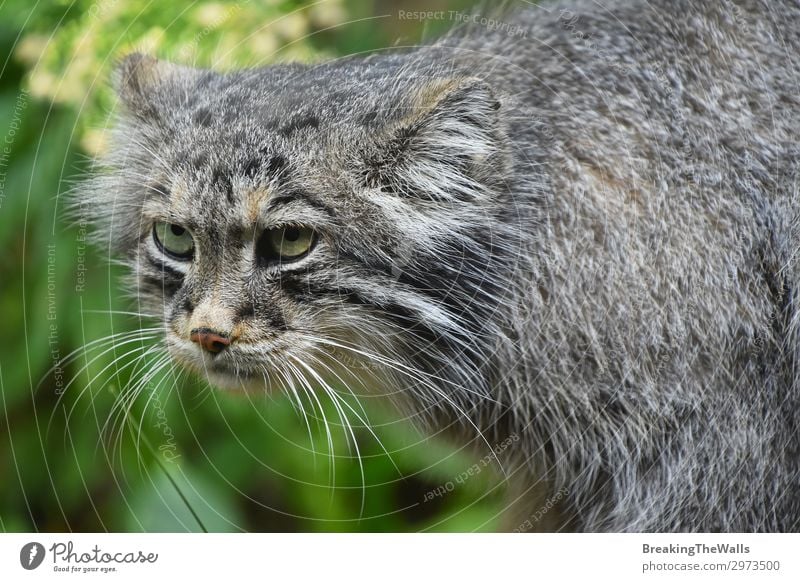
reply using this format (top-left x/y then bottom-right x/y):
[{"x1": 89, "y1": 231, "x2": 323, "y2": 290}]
[{"x1": 85, "y1": 53, "x2": 517, "y2": 403}]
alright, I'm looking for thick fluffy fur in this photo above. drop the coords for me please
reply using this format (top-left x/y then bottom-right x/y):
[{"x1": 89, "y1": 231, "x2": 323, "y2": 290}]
[{"x1": 83, "y1": 0, "x2": 800, "y2": 531}]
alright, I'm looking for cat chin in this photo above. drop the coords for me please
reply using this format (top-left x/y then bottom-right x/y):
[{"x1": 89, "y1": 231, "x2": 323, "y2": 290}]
[
  {"x1": 177, "y1": 360, "x2": 276, "y2": 393},
  {"x1": 202, "y1": 369, "x2": 271, "y2": 393}
]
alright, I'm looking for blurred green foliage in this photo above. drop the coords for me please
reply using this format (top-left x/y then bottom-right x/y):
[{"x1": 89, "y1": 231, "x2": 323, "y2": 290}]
[{"x1": 0, "y1": 0, "x2": 506, "y2": 532}]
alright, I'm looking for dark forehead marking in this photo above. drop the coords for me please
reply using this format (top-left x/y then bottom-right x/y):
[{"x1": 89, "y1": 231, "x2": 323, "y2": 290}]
[
  {"x1": 359, "y1": 110, "x2": 379, "y2": 126},
  {"x1": 211, "y1": 167, "x2": 234, "y2": 204},
  {"x1": 243, "y1": 158, "x2": 260, "y2": 179},
  {"x1": 265, "y1": 190, "x2": 336, "y2": 217},
  {"x1": 240, "y1": 153, "x2": 289, "y2": 185},
  {"x1": 237, "y1": 153, "x2": 289, "y2": 184},
  {"x1": 193, "y1": 108, "x2": 214, "y2": 127},
  {"x1": 187, "y1": 152, "x2": 208, "y2": 171},
  {"x1": 277, "y1": 115, "x2": 319, "y2": 137},
  {"x1": 264, "y1": 154, "x2": 287, "y2": 177}
]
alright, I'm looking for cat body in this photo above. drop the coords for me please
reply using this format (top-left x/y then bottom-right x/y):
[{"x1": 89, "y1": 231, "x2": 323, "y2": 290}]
[{"x1": 86, "y1": 0, "x2": 800, "y2": 531}]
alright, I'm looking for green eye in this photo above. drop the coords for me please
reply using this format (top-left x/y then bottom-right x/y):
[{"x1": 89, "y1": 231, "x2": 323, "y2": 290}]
[
  {"x1": 153, "y1": 222, "x2": 194, "y2": 260},
  {"x1": 258, "y1": 226, "x2": 316, "y2": 264}
]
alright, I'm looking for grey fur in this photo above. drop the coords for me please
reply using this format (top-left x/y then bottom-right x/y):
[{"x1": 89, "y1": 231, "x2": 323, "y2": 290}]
[{"x1": 81, "y1": 0, "x2": 800, "y2": 531}]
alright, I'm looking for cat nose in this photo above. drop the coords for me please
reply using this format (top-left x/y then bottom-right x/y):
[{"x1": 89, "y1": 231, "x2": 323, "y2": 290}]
[{"x1": 190, "y1": 328, "x2": 231, "y2": 354}]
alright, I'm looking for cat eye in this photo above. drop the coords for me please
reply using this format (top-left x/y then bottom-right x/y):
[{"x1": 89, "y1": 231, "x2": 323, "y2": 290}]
[
  {"x1": 257, "y1": 226, "x2": 316, "y2": 264},
  {"x1": 153, "y1": 222, "x2": 195, "y2": 260}
]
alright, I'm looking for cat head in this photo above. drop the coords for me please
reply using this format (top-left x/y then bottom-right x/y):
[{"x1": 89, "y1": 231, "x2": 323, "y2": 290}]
[{"x1": 82, "y1": 52, "x2": 520, "y2": 413}]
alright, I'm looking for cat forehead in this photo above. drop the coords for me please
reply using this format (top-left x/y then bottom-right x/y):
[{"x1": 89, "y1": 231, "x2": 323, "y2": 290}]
[
  {"x1": 120, "y1": 105, "x2": 359, "y2": 234},
  {"x1": 115, "y1": 53, "x2": 494, "y2": 226},
  {"x1": 137, "y1": 134, "x2": 343, "y2": 234},
  {"x1": 171, "y1": 86, "x2": 390, "y2": 142},
  {"x1": 120, "y1": 54, "x2": 433, "y2": 135}
]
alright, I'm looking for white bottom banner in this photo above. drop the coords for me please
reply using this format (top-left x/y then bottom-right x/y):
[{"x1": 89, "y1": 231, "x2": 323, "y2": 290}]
[{"x1": 1, "y1": 533, "x2": 797, "y2": 581}]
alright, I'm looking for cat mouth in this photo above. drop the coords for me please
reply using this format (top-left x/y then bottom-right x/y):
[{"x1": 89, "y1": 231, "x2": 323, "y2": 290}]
[
  {"x1": 167, "y1": 343, "x2": 262, "y2": 386},
  {"x1": 165, "y1": 334, "x2": 292, "y2": 391}
]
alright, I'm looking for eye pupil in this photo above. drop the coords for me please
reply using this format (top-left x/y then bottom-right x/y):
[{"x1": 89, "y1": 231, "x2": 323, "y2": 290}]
[
  {"x1": 153, "y1": 222, "x2": 194, "y2": 260},
  {"x1": 284, "y1": 227, "x2": 300, "y2": 242}
]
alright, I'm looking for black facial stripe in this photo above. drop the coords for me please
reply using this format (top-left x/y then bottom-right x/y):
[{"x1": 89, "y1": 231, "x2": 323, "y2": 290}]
[
  {"x1": 141, "y1": 274, "x2": 182, "y2": 296},
  {"x1": 168, "y1": 286, "x2": 193, "y2": 323},
  {"x1": 267, "y1": 308, "x2": 289, "y2": 331},
  {"x1": 334, "y1": 248, "x2": 394, "y2": 278},
  {"x1": 336, "y1": 232, "x2": 508, "y2": 328},
  {"x1": 272, "y1": 266, "x2": 488, "y2": 373},
  {"x1": 398, "y1": 259, "x2": 498, "y2": 314},
  {"x1": 145, "y1": 253, "x2": 186, "y2": 282},
  {"x1": 332, "y1": 246, "x2": 473, "y2": 309},
  {"x1": 236, "y1": 303, "x2": 255, "y2": 319},
  {"x1": 329, "y1": 242, "x2": 507, "y2": 371},
  {"x1": 273, "y1": 273, "x2": 315, "y2": 302},
  {"x1": 339, "y1": 279, "x2": 492, "y2": 372},
  {"x1": 244, "y1": 152, "x2": 289, "y2": 182},
  {"x1": 182, "y1": 295, "x2": 195, "y2": 313},
  {"x1": 282, "y1": 275, "x2": 440, "y2": 343},
  {"x1": 340, "y1": 288, "x2": 440, "y2": 343}
]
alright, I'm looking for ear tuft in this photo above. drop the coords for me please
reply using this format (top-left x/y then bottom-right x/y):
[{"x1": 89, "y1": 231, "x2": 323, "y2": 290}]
[
  {"x1": 410, "y1": 78, "x2": 501, "y2": 126},
  {"x1": 369, "y1": 78, "x2": 508, "y2": 201},
  {"x1": 114, "y1": 53, "x2": 181, "y2": 118}
]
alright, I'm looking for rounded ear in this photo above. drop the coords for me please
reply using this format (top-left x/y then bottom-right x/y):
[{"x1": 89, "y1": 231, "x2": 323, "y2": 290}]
[
  {"x1": 404, "y1": 77, "x2": 502, "y2": 136},
  {"x1": 367, "y1": 78, "x2": 509, "y2": 201},
  {"x1": 113, "y1": 53, "x2": 198, "y2": 119}
]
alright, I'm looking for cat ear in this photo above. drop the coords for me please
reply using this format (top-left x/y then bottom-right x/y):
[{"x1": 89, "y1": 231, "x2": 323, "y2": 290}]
[
  {"x1": 368, "y1": 78, "x2": 509, "y2": 201},
  {"x1": 114, "y1": 53, "x2": 195, "y2": 119}
]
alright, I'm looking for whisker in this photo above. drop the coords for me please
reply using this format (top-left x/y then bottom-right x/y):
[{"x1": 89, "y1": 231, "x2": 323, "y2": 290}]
[
  {"x1": 292, "y1": 356, "x2": 367, "y2": 518},
  {"x1": 286, "y1": 360, "x2": 336, "y2": 489},
  {"x1": 303, "y1": 351, "x2": 403, "y2": 476}
]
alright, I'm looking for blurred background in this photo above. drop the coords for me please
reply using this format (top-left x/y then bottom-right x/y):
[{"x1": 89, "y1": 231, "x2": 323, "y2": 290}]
[{"x1": 0, "y1": 0, "x2": 521, "y2": 532}]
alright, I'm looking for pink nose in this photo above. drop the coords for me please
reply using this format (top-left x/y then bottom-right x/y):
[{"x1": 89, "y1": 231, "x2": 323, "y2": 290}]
[{"x1": 190, "y1": 328, "x2": 231, "y2": 354}]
